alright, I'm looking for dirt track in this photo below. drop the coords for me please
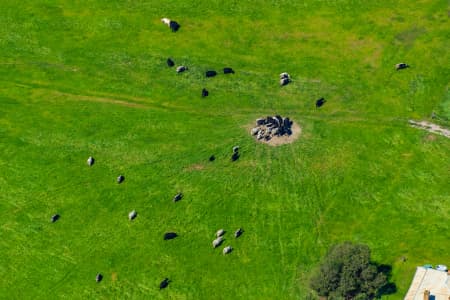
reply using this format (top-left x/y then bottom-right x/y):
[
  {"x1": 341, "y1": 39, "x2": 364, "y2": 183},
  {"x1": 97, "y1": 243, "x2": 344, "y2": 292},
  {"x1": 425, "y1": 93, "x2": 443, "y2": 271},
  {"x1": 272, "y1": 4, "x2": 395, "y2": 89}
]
[{"x1": 409, "y1": 120, "x2": 450, "y2": 138}]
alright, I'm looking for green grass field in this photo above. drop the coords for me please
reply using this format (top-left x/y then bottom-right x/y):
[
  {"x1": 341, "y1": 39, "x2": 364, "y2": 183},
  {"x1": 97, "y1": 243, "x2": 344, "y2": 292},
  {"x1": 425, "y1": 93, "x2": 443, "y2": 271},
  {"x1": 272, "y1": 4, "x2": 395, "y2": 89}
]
[{"x1": 1, "y1": 1, "x2": 449, "y2": 299}]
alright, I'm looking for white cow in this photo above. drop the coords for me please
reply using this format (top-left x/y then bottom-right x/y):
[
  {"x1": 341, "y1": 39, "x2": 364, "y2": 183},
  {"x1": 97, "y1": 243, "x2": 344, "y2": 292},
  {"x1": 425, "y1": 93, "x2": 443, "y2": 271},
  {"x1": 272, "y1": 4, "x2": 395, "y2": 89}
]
[
  {"x1": 176, "y1": 66, "x2": 187, "y2": 73},
  {"x1": 279, "y1": 72, "x2": 290, "y2": 79},
  {"x1": 161, "y1": 18, "x2": 171, "y2": 27},
  {"x1": 128, "y1": 210, "x2": 137, "y2": 220},
  {"x1": 280, "y1": 77, "x2": 290, "y2": 86},
  {"x1": 212, "y1": 236, "x2": 224, "y2": 248},
  {"x1": 223, "y1": 246, "x2": 232, "y2": 255}
]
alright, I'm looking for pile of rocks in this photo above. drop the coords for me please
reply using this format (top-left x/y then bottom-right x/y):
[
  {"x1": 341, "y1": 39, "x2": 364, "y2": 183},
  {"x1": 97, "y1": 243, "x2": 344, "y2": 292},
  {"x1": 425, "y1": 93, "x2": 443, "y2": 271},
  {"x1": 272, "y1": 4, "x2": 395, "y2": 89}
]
[{"x1": 251, "y1": 115, "x2": 293, "y2": 141}]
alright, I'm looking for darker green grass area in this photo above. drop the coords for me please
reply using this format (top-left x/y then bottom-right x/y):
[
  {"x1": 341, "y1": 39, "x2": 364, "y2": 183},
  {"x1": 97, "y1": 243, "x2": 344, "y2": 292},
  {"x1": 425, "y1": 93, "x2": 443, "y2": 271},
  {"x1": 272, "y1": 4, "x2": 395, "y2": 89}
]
[{"x1": 0, "y1": 1, "x2": 449, "y2": 299}]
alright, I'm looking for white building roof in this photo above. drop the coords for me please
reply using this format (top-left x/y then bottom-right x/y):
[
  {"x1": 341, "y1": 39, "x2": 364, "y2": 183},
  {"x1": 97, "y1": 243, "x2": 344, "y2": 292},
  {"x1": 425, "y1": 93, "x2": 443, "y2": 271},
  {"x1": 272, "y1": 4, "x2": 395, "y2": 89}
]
[{"x1": 404, "y1": 267, "x2": 450, "y2": 300}]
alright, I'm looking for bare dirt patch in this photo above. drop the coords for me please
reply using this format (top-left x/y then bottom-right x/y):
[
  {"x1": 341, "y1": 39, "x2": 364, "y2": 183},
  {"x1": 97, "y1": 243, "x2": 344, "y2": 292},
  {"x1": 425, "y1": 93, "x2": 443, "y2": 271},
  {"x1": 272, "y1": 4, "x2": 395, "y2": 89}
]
[
  {"x1": 265, "y1": 122, "x2": 302, "y2": 146},
  {"x1": 185, "y1": 164, "x2": 205, "y2": 171},
  {"x1": 409, "y1": 120, "x2": 450, "y2": 138},
  {"x1": 425, "y1": 134, "x2": 437, "y2": 142}
]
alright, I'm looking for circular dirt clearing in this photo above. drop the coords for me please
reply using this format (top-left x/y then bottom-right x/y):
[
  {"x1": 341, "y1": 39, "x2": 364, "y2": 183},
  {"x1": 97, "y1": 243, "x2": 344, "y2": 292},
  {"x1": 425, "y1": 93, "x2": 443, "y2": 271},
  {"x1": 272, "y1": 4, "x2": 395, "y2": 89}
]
[{"x1": 248, "y1": 121, "x2": 301, "y2": 146}]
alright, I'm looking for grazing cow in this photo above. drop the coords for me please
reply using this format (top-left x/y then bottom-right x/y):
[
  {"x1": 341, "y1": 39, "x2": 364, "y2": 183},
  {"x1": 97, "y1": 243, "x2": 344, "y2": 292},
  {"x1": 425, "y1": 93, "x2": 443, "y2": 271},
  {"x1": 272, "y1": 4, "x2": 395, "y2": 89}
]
[
  {"x1": 169, "y1": 21, "x2": 180, "y2": 32},
  {"x1": 202, "y1": 88, "x2": 209, "y2": 97},
  {"x1": 176, "y1": 66, "x2": 187, "y2": 73},
  {"x1": 209, "y1": 155, "x2": 215, "y2": 162},
  {"x1": 160, "y1": 278, "x2": 170, "y2": 289},
  {"x1": 161, "y1": 18, "x2": 171, "y2": 26},
  {"x1": 256, "y1": 118, "x2": 265, "y2": 126},
  {"x1": 161, "y1": 18, "x2": 180, "y2": 32},
  {"x1": 316, "y1": 97, "x2": 326, "y2": 108},
  {"x1": 235, "y1": 228, "x2": 243, "y2": 238},
  {"x1": 51, "y1": 214, "x2": 60, "y2": 223},
  {"x1": 280, "y1": 78, "x2": 290, "y2": 86},
  {"x1": 283, "y1": 117, "x2": 292, "y2": 128},
  {"x1": 223, "y1": 67, "x2": 235, "y2": 74},
  {"x1": 212, "y1": 236, "x2": 224, "y2": 248},
  {"x1": 216, "y1": 229, "x2": 225, "y2": 237},
  {"x1": 205, "y1": 70, "x2": 217, "y2": 78},
  {"x1": 232, "y1": 146, "x2": 239, "y2": 153},
  {"x1": 270, "y1": 116, "x2": 280, "y2": 127},
  {"x1": 275, "y1": 115, "x2": 283, "y2": 125},
  {"x1": 167, "y1": 58, "x2": 175, "y2": 67},
  {"x1": 173, "y1": 193, "x2": 183, "y2": 202},
  {"x1": 231, "y1": 152, "x2": 240, "y2": 162},
  {"x1": 273, "y1": 127, "x2": 281, "y2": 136},
  {"x1": 257, "y1": 130, "x2": 265, "y2": 140},
  {"x1": 280, "y1": 72, "x2": 290, "y2": 79},
  {"x1": 117, "y1": 175, "x2": 125, "y2": 184},
  {"x1": 87, "y1": 156, "x2": 95, "y2": 166},
  {"x1": 223, "y1": 246, "x2": 232, "y2": 255},
  {"x1": 96, "y1": 273, "x2": 103, "y2": 283},
  {"x1": 164, "y1": 232, "x2": 178, "y2": 240},
  {"x1": 395, "y1": 63, "x2": 409, "y2": 70},
  {"x1": 128, "y1": 210, "x2": 137, "y2": 221}
]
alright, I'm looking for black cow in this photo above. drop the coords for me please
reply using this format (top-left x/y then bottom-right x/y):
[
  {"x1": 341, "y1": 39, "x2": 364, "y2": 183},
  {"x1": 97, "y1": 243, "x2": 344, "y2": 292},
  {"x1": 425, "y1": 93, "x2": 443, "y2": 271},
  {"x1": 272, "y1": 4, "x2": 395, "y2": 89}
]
[
  {"x1": 316, "y1": 98, "x2": 326, "y2": 108},
  {"x1": 96, "y1": 273, "x2": 103, "y2": 283},
  {"x1": 275, "y1": 115, "x2": 283, "y2": 125},
  {"x1": 231, "y1": 152, "x2": 240, "y2": 162},
  {"x1": 202, "y1": 88, "x2": 209, "y2": 97},
  {"x1": 167, "y1": 58, "x2": 174, "y2": 67},
  {"x1": 169, "y1": 21, "x2": 180, "y2": 32},
  {"x1": 282, "y1": 117, "x2": 292, "y2": 128},
  {"x1": 205, "y1": 70, "x2": 217, "y2": 78},
  {"x1": 117, "y1": 175, "x2": 125, "y2": 184},
  {"x1": 209, "y1": 155, "x2": 215, "y2": 161},
  {"x1": 223, "y1": 67, "x2": 234, "y2": 74},
  {"x1": 164, "y1": 232, "x2": 178, "y2": 240},
  {"x1": 235, "y1": 228, "x2": 243, "y2": 238},
  {"x1": 160, "y1": 278, "x2": 170, "y2": 289},
  {"x1": 173, "y1": 193, "x2": 183, "y2": 202},
  {"x1": 51, "y1": 214, "x2": 60, "y2": 223}
]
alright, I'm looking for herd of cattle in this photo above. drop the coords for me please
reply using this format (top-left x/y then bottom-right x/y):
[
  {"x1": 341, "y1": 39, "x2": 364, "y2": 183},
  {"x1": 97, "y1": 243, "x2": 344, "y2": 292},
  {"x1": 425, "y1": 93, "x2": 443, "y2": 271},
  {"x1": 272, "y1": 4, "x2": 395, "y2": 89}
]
[
  {"x1": 48, "y1": 17, "x2": 412, "y2": 291},
  {"x1": 51, "y1": 147, "x2": 244, "y2": 289},
  {"x1": 167, "y1": 55, "x2": 236, "y2": 98}
]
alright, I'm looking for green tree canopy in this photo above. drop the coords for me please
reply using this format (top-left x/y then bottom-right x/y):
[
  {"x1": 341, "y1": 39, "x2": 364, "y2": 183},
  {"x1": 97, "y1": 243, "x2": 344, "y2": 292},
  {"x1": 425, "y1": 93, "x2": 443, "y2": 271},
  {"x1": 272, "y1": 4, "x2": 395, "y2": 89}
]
[{"x1": 310, "y1": 242, "x2": 388, "y2": 299}]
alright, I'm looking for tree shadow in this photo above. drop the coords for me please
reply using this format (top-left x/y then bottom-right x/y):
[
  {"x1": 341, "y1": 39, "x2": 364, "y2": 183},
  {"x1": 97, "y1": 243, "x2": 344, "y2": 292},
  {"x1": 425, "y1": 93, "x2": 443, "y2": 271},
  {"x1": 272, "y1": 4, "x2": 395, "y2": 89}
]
[
  {"x1": 375, "y1": 264, "x2": 397, "y2": 298},
  {"x1": 377, "y1": 264, "x2": 392, "y2": 276},
  {"x1": 377, "y1": 283, "x2": 397, "y2": 297}
]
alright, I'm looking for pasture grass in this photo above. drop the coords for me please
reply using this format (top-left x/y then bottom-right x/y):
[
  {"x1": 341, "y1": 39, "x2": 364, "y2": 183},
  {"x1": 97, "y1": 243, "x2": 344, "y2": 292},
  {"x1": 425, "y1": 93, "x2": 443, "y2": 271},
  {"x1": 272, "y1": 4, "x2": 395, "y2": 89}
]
[{"x1": 0, "y1": 0, "x2": 449, "y2": 299}]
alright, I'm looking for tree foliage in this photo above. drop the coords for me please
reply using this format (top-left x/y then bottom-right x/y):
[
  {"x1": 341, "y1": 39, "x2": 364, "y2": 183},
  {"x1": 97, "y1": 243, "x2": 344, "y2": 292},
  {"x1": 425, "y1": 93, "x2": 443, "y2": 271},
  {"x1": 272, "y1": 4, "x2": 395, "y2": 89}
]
[{"x1": 310, "y1": 242, "x2": 388, "y2": 299}]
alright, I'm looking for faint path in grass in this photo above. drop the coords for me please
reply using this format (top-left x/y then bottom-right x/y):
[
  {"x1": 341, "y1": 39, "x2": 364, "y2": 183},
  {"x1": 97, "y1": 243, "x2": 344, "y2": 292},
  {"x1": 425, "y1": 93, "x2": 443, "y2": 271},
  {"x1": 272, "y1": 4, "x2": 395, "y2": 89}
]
[
  {"x1": 2, "y1": 79, "x2": 170, "y2": 110},
  {"x1": 53, "y1": 90, "x2": 147, "y2": 108}
]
